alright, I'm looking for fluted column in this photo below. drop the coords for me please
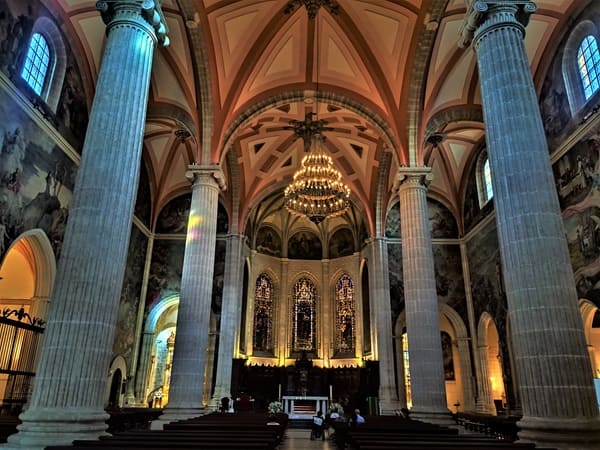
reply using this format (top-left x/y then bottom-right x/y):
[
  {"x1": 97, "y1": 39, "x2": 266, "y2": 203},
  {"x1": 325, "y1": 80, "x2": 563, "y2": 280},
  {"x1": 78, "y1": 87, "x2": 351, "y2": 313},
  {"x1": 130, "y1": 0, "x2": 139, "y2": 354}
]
[
  {"x1": 456, "y1": 337, "x2": 475, "y2": 412},
  {"x1": 212, "y1": 234, "x2": 245, "y2": 404},
  {"x1": 365, "y1": 237, "x2": 399, "y2": 414},
  {"x1": 126, "y1": 233, "x2": 154, "y2": 405},
  {"x1": 4, "y1": 3, "x2": 167, "y2": 448},
  {"x1": 463, "y1": 2, "x2": 600, "y2": 447},
  {"x1": 135, "y1": 331, "x2": 155, "y2": 405},
  {"x1": 152, "y1": 165, "x2": 225, "y2": 427},
  {"x1": 397, "y1": 169, "x2": 450, "y2": 424}
]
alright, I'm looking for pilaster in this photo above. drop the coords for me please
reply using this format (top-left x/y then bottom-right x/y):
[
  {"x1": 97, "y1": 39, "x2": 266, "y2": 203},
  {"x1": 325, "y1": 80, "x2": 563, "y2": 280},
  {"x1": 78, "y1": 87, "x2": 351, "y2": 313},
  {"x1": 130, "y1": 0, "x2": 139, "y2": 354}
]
[
  {"x1": 5, "y1": 2, "x2": 167, "y2": 447},
  {"x1": 152, "y1": 165, "x2": 225, "y2": 428},
  {"x1": 212, "y1": 234, "x2": 245, "y2": 404},
  {"x1": 464, "y1": 2, "x2": 600, "y2": 448},
  {"x1": 397, "y1": 168, "x2": 451, "y2": 424},
  {"x1": 365, "y1": 237, "x2": 399, "y2": 414}
]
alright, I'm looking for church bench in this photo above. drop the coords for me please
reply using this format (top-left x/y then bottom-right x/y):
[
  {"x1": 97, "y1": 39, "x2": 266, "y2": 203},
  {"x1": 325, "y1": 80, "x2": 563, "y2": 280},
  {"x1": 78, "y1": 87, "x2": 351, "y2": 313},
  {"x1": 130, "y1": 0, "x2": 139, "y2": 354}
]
[{"x1": 46, "y1": 444, "x2": 272, "y2": 450}]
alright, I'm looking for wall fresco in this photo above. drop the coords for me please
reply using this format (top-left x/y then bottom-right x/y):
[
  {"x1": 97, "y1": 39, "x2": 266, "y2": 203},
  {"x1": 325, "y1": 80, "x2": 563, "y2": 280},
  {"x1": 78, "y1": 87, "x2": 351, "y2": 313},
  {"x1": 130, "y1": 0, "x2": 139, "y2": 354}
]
[
  {"x1": 155, "y1": 194, "x2": 190, "y2": 234},
  {"x1": 432, "y1": 244, "x2": 467, "y2": 324},
  {"x1": 288, "y1": 230, "x2": 322, "y2": 260},
  {"x1": 134, "y1": 161, "x2": 151, "y2": 228},
  {"x1": 0, "y1": 0, "x2": 88, "y2": 149},
  {"x1": 255, "y1": 225, "x2": 282, "y2": 257},
  {"x1": 113, "y1": 224, "x2": 148, "y2": 367},
  {"x1": 146, "y1": 238, "x2": 185, "y2": 308},
  {"x1": 429, "y1": 199, "x2": 458, "y2": 239},
  {"x1": 0, "y1": 82, "x2": 76, "y2": 259},
  {"x1": 329, "y1": 228, "x2": 354, "y2": 258}
]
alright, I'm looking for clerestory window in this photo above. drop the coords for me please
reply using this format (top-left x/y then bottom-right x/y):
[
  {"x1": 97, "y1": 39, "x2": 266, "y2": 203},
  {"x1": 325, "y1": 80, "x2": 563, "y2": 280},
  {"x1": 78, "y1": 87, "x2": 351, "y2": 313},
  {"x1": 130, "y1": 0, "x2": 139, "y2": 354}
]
[
  {"x1": 578, "y1": 35, "x2": 600, "y2": 100},
  {"x1": 21, "y1": 33, "x2": 51, "y2": 96}
]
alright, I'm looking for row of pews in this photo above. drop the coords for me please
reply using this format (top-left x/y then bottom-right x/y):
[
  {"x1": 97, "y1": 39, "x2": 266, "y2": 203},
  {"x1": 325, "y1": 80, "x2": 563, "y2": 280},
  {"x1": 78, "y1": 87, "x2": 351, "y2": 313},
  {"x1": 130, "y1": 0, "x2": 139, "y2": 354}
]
[
  {"x1": 330, "y1": 416, "x2": 556, "y2": 450},
  {"x1": 45, "y1": 412, "x2": 287, "y2": 450}
]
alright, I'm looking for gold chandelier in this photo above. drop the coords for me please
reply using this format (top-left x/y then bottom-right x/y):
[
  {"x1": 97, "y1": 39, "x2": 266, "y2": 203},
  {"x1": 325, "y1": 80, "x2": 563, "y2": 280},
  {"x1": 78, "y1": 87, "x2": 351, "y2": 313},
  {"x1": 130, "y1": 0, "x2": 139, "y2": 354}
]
[
  {"x1": 284, "y1": 115, "x2": 350, "y2": 224},
  {"x1": 283, "y1": 0, "x2": 348, "y2": 223}
]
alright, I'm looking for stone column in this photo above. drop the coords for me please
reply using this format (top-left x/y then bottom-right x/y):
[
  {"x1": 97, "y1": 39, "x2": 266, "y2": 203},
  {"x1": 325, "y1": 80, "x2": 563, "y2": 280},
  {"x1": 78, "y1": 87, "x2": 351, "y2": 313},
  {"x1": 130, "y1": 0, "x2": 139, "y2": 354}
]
[
  {"x1": 212, "y1": 234, "x2": 245, "y2": 404},
  {"x1": 152, "y1": 165, "x2": 225, "y2": 428},
  {"x1": 462, "y1": 2, "x2": 600, "y2": 447},
  {"x1": 460, "y1": 241, "x2": 492, "y2": 413},
  {"x1": 5, "y1": 3, "x2": 167, "y2": 448},
  {"x1": 365, "y1": 237, "x2": 399, "y2": 414},
  {"x1": 397, "y1": 168, "x2": 450, "y2": 424},
  {"x1": 456, "y1": 337, "x2": 475, "y2": 412},
  {"x1": 393, "y1": 333, "x2": 408, "y2": 408},
  {"x1": 126, "y1": 233, "x2": 154, "y2": 406},
  {"x1": 135, "y1": 330, "x2": 155, "y2": 405}
]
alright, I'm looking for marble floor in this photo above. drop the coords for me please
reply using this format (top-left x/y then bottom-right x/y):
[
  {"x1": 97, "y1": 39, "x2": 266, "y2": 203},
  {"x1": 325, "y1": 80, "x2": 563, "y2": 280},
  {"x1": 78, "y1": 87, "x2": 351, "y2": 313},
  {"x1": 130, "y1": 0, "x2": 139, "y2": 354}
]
[{"x1": 279, "y1": 429, "x2": 335, "y2": 449}]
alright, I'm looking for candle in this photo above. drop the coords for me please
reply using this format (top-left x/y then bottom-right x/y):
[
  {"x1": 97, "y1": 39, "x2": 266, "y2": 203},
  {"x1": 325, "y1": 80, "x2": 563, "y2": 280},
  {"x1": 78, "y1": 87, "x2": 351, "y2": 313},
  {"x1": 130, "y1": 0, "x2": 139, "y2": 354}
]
[
  {"x1": 278, "y1": 383, "x2": 281, "y2": 401},
  {"x1": 329, "y1": 384, "x2": 333, "y2": 401}
]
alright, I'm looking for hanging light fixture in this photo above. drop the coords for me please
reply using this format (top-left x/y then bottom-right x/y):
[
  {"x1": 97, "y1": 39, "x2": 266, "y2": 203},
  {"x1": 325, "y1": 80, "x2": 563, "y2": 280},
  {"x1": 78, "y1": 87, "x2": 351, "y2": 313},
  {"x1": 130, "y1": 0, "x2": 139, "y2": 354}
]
[{"x1": 283, "y1": 0, "x2": 349, "y2": 224}]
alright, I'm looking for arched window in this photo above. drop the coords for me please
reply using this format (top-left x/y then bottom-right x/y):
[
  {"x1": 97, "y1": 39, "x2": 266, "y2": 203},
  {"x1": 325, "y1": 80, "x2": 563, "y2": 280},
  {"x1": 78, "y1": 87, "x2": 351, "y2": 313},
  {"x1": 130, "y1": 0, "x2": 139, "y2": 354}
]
[
  {"x1": 292, "y1": 277, "x2": 316, "y2": 352},
  {"x1": 335, "y1": 275, "x2": 355, "y2": 355},
  {"x1": 253, "y1": 274, "x2": 274, "y2": 354},
  {"x1": 476, "y1": 151, "x2": 493, "y2": 207},
  {"x1": 21, "y1": 33, "x2": 51, "y2": 96},
  {"x1": 578, "y1": 35, "x2": 600, "y2": 100}
]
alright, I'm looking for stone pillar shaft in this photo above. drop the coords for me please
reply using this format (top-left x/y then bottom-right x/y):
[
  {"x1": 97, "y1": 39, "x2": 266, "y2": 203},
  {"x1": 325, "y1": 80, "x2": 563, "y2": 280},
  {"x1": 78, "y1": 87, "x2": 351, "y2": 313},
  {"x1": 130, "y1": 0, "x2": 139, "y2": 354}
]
[
  {"x1": 155, "y1": 167, "x2": 223, "y2": 425},
  {"x1": 467, "y1": 1, "x2": 600, "y2": 446},
  {"x1": 398, "y1": 171, "x2": 448, "y2": 420},
  {"x1": 7, "y1": 3, "x2": 165, "y2": 448},
  {"x1": 212, "y1": 234, "x2": 245, "y2": 402},
  {"x1": 366, "y1": 238, "x2": 398, "y2": 413}
]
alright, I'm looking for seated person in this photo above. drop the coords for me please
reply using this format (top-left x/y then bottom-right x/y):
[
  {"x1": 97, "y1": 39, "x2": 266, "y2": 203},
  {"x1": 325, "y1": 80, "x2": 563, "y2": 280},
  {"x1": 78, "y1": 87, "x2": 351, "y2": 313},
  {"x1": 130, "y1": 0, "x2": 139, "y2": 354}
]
[{"x1": 311, "y1": 410, "x2": 325, "y2": 440}]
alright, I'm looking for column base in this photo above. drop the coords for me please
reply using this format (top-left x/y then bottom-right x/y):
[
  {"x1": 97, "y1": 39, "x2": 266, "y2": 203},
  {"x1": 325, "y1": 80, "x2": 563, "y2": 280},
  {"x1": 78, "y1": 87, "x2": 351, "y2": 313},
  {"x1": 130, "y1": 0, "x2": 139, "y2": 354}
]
[
  {"x1": 378, "y1": 398, "x2": 402, "y2": 415},
  {"x1": 517, "y1": 416, "x2": 600, "y2": 450},
  {"x1": 410, "y1": 407, "x2": 454, "y2": 426},
  {"x1": 3, "y1": 408, "x2": 109, "y2": 450},
  {"x1": 150, "y1": 407, "x2": 206, "y2": 430}
]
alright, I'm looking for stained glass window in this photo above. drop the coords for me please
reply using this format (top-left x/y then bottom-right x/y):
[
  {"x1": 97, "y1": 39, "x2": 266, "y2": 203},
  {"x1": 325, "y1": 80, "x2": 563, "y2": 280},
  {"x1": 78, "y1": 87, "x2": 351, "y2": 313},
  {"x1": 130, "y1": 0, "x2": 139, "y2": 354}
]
[
  {"x1": 21, "y1": 33, "x2": 50, "y2": 96},
  {"x1": 402, "y1": 332, "x2": 412, "y2": 408},
  {"x1": 335, "y1": 275, "x2": 355, "y2": 354},
  {"x1": 483, "y1": 158, "x2": 493, "y2": 202},
  {"x1": 292, "y1": 277, "x2": 316, "y2": 352},
  {"x1": 578, "y1": 35, "x2": 600, "y2": 100},
  {"x1": 253, "y1": 274, "x2": 274, "y2": 353}
]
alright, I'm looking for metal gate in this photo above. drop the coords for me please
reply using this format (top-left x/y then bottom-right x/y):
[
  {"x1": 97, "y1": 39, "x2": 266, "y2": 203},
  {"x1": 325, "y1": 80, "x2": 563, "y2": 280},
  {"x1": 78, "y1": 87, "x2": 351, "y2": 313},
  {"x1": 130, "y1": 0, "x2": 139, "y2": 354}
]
[{"x1": 0, "y1": 307, "x2": 45, "y2": 416}]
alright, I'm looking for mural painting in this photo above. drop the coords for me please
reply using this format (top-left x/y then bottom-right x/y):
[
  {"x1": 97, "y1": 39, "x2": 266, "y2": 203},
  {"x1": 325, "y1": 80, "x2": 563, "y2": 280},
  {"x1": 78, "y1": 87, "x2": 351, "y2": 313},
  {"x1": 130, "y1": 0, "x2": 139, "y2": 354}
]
[
  {"x1": 155, "y1": 194, "x2": 190, "y2": 234},
  {"x1": 556, "y1": 129, "x2": 600, "y2": 305},
  {"x1": 441, "y1": 331, "x2": 455, "y2": 381},
  {"x1": 387, "y1": 243, "x2": 403, "y2": 327},
  {"x1": 538, "y1": 47, "x2": 574, "y2": 152},
  {"x1": 0, "y1": 0, "x2": 89, "y2": 148},
  {"x1": 113, "y1": 224, "x2": 148, "y2": 367},
  {"x1": 432, "y1": 244, "x2": 467, "y2": 324},
  {"x1": 134, "y1": 161, "x2": 151, "y2": 228},
  {"x1": 146, "y1": 239, "x2": 185, "y2": 308},
  {"x1": 288, "y1": 231, "x2": 322, "y2": 260},
  {"x1": 329, "y1": 228, "x2": 354, "y2": 258},
  {"x1": 0, "y1": 83, "x2": 76, "y2": 258},
  {"x1": 466, "y1": 219, "x2": 517, "y2": 410},
  {"x1": 429, "y1": 199, "x2": 458, "y2": 239},
  {"x1": 217, "y1": 203, "x2": 228, "y2": 234},
  {"x1": 212, "y1": 239, "x2": 226, "y2": 314},
  {"x1": 385, "y1": 202, "x2": 401, "y2": 238},
  {"x1": 255, "y1": 225, "x2": 282, "y2": 257}
]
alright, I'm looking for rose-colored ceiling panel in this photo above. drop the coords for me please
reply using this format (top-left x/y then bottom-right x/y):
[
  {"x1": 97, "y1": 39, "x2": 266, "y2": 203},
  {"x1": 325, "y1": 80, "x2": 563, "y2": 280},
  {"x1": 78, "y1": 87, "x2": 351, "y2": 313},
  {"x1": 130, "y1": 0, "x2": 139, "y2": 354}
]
[
  {"x1": 237, "y1": 8, "x2": 309, "y2": 109},
  {"x1": 316, "y1": 11, "x2": 386, "y2": 112},
  {"x1": 150, "y1": 51, "x2": 194, "y2": 114},
  {"x1": 343, "y1": 0, "x2": 416, "y2": 106},
  {"x1": 164, "y1": 14, "x2": 196, "y2": 106},
  {"x1": 429, "y1": 50, "x2": 477, "y2": 115},
  {"x1": 71, "y1": 13, "x2": 105, "y2": 81},
  {"x1": 209, "y1": 0, "x2": 283, "y2": 107}
]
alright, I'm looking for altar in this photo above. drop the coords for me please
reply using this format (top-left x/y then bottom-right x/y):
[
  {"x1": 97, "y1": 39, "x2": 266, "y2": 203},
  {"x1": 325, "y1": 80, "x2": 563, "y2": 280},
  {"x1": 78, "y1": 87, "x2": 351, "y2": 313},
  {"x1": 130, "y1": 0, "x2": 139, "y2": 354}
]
[{"x1": 282, "y1": 395, "x2": 329, "y2": 419}]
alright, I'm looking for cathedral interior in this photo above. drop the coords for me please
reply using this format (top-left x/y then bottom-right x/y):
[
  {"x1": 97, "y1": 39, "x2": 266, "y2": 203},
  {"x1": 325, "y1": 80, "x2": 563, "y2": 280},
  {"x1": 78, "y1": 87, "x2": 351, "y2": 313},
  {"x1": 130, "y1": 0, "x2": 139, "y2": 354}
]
[{"x1": 1, "y1": 0, "x2": 600, "y2": 449}]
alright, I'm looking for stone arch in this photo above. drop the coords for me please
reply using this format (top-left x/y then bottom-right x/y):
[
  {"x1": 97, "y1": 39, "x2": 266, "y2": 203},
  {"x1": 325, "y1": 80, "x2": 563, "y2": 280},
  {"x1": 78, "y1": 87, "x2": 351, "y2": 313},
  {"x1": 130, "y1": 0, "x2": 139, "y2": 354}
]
[
  {"x1": 106, "y1": 355, "x2": 127, "y2": 408},
  {"x1": 0, "y1": 229, "x2": 56, "y2": 319},
  {"x1": 477, "y1": 312, "x2": 504, "y2": 415},
  {"x1": 579, "y1": 299, "x2": 599, "y2": 377}
]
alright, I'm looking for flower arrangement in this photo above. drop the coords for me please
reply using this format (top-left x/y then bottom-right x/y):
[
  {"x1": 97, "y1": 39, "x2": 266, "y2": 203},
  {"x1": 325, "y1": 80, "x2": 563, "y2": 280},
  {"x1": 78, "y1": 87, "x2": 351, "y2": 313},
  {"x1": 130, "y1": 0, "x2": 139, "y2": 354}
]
[
  {"x1": 268, "y1": 401, "x2": 283, "y2": 414},
  {"x1": 329, "y1": 402, "x2": 343, "y2": 413}
]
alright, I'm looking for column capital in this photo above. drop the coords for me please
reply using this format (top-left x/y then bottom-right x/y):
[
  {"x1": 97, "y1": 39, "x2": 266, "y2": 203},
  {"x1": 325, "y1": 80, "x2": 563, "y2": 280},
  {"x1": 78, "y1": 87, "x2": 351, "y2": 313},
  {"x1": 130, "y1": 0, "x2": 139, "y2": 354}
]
[
  {"x1": 459, "y1": 1, "x2": 537, "y2": 48},
  {"x1": 96, "y1": 0, "x2": 169, "y2": 46},
  {"x1": 186, "y1": 164, "x2": 227, "y2": 191},
  {"x1": 393, "y1": 167, "x2": 432, "y2": 192}
]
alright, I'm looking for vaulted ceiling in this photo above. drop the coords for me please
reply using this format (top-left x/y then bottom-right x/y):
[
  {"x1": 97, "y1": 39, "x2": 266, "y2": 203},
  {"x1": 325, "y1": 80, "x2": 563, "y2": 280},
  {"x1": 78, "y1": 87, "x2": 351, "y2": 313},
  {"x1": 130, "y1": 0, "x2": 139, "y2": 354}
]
[{"x1": 51, "y1": 0, "x2": 586, "y2": 235}]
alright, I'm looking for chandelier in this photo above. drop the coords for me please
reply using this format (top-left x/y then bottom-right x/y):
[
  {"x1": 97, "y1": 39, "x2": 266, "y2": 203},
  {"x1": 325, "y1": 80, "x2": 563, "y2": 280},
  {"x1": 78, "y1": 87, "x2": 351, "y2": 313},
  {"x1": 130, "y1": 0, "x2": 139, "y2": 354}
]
[
  {"x1": 283, "y1": 0, "x2": 349, "y2": 224},
  {"x1": 284, "y1": 113, "x2": 350, "y2": 224}
]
